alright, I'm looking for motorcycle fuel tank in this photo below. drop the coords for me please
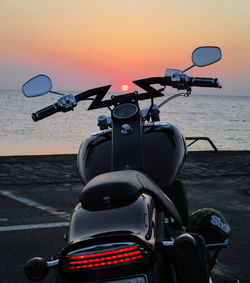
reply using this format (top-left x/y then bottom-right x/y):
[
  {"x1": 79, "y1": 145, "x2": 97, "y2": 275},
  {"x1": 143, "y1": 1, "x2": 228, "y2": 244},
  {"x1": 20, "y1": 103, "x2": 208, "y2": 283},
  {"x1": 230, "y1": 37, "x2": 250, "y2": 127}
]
[{"x1": 78, "y1": 123, "x2": 187, "y2": 188}]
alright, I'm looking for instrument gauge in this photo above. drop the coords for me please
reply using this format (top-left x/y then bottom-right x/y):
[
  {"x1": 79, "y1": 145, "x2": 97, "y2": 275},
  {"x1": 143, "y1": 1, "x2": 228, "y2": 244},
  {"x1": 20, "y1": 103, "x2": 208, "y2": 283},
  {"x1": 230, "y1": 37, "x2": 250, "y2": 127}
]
[{"x1": 113, "y1": 103, "x2": 138, "y2": 120}]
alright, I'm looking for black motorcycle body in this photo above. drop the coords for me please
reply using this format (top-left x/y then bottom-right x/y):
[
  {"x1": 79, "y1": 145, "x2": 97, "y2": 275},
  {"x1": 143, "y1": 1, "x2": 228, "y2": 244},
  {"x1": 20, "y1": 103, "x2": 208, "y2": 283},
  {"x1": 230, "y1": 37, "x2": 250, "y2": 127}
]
[
  {"x1": 62, "y1": 194, "x2": 158, "y2": 282},
  {"x1": 78, "y1": 122, "x2": 186, "y2": 188},
  {"x1": 22, "y1": 46, "x2": 232, "y2": 283}
]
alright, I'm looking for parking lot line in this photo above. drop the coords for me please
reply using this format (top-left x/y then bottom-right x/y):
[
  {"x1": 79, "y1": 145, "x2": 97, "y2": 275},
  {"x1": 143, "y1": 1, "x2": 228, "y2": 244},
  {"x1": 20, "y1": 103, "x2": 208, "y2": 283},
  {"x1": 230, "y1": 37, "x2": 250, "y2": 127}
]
[
  {"x1": 0, "y1": 222, "x2": 69, "y2": 232},
  {"x1": 0, "y1": 190, "x2": 71, "y2": 220}
]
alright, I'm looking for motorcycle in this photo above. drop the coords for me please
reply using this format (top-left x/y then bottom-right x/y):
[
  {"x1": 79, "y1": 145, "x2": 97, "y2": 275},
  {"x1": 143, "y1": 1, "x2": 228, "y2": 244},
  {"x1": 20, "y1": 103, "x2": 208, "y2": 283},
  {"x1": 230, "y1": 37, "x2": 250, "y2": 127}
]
[{"x1": 22, "y1": 46, "x2": 232, "y2": 283}]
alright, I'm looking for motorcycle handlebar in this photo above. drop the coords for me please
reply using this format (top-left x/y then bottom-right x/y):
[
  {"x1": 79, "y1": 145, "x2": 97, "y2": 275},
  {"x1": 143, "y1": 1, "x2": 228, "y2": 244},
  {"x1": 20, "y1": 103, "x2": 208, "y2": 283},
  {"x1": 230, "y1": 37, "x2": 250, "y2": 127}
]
[
  {"x1": 31, "y1": 85, "x2": 112, "y2": 121},
  {"x1": 133, "y1": 75, "x2": 221, "y2": 91},
  {"x1": 32, "y1": 104, "x2": 58, "y2": 122},
  {"x1": 31, "y1": 76, "x2": 221, "y2": 121},
  {"x1": 189, "y1": 77, "x2": 221, "y2": 88}
]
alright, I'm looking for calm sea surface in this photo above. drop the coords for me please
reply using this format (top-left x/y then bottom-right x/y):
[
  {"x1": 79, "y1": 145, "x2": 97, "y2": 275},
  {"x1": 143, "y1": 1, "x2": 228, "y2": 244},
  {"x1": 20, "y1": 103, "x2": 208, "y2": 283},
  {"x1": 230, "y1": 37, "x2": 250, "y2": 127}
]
[{"x1": 0, "y1": 89, "x2": 249, "y2": 156}]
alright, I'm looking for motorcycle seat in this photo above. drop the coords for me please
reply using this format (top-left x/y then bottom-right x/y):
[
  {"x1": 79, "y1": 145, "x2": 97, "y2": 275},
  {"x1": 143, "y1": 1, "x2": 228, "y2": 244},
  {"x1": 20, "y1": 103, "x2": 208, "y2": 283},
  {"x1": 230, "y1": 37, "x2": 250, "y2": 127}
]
[{"x1": 79, "y1": 170, "x2": 183, "y2": 228}]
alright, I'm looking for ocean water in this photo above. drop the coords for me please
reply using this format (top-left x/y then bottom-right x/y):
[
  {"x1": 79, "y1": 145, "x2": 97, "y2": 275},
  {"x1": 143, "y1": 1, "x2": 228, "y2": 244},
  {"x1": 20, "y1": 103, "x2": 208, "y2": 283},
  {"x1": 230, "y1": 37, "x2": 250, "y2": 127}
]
[{"x1": 0, "y1": 89, "x2": 249, "y2": 156}]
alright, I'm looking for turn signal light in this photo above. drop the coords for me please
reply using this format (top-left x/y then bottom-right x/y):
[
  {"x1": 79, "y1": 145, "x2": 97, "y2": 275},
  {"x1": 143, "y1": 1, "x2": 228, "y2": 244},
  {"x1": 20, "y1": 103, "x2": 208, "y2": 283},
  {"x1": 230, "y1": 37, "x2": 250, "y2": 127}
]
[
  {"x1": 174, "y1": 234, "x2": 196, "y2": 256},
  {"x1": 24, "y1": 257, "x2": 48, "y2": 281}
]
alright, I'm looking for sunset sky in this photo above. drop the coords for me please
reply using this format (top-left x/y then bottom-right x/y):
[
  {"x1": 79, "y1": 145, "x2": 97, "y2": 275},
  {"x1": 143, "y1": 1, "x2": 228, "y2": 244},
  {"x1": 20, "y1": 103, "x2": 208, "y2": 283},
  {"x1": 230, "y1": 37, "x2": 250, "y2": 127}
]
[{"x1": 1, "y1": 0, "x2": 250, "y2": 95}]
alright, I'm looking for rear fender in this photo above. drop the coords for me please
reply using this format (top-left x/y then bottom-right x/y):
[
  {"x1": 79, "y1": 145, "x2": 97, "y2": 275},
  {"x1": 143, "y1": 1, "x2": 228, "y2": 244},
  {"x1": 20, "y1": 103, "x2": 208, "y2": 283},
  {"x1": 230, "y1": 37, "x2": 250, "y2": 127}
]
[{"x1": 68, "y1": 194, "x2": 156, "y2": 245}]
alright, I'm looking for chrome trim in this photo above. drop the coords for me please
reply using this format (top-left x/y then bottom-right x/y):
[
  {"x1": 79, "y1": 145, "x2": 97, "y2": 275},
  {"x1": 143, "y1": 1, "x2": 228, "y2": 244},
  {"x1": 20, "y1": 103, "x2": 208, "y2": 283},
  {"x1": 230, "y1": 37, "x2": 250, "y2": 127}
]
[
  {"x1": 121, "y1": 124, "x2": 132, "y2": 135},
  {"x1": 47, "y1": 259, "x2": 59, "y2": 268},
  {"x1": 162, "y1": 240, "x2": 174, "y2": 247},
  {"x1": 206, "y1": 239, "x2": 229, "y2": 248},
  {"x1": 164, "y1": 217, "x2": 175, "y2": 224},
  {"x1": 57, "y1": 94, "x2": 77, "y2": 111},
  {"x1": 163, "y1": 239, "x2": 229, "y2": 248},
  {"x1": 144, "y1": 121, "x2": 169, "y2": 127}
]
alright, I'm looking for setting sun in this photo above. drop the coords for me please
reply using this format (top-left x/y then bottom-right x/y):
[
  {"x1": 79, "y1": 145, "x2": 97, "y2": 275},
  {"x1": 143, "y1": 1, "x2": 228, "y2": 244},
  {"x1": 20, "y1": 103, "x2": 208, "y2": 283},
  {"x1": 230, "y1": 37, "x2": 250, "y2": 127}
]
[{"x1": 121, "y1": 84, "x2": 129, "y2": 92}]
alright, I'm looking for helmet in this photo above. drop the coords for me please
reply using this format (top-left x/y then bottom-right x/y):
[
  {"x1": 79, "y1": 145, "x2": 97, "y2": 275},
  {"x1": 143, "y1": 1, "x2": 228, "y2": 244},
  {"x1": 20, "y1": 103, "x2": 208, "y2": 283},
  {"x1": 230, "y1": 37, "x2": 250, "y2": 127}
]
[{"x1": 188, "y1": 208, "x2": 231, "y2": 244}]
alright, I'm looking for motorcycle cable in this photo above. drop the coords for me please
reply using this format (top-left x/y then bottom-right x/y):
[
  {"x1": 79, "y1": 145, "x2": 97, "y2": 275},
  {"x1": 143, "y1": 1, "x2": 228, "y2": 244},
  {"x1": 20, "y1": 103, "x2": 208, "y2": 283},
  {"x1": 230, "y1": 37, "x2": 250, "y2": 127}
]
[
  {"x1": 143, "y1": 86, "x2": 168, "y2": 122},
  {"x1": 158, "y1": 90, "x2": 191, "y2": 109},
  {"x1": 145, "y1": 89, "x2": 191, "y2": 121}
]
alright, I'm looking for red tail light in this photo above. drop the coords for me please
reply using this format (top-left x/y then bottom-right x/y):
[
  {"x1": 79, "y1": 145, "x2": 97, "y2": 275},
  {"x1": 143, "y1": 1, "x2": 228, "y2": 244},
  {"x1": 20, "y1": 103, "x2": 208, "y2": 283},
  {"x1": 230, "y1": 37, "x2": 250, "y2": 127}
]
[{"x1": 63, "y1": 243, "x2": 148, "y2": 271}]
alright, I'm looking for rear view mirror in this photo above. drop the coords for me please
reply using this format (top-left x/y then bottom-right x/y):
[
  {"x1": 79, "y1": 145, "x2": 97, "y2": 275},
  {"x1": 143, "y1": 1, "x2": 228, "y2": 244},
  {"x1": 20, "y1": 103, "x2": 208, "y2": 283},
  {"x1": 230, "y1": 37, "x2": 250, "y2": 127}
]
[
  {"x1": 22, "y1": 75, "x2": 52, "y2": 97},
  {"x1": 192, "y1": 46, "x2": 222, "y2": 67}
]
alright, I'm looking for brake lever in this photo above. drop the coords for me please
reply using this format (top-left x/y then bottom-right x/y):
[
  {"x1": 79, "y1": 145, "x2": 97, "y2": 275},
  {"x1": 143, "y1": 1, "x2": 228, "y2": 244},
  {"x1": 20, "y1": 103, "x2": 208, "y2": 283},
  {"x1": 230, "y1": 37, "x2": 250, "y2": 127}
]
[
  {"x1": 171, "y1": 73, "x2": 191, "y2": 91},
  {"x1": 56, "y1": 94, "x2": 77, "y2": 112}
]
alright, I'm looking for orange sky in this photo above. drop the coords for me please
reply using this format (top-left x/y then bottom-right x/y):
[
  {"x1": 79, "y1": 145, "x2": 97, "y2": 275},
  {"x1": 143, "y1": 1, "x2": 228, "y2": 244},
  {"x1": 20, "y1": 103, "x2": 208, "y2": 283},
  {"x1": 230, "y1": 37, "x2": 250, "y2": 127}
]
[{"x1": 1, "y1": 0, "x2": 250, "y2": 95}]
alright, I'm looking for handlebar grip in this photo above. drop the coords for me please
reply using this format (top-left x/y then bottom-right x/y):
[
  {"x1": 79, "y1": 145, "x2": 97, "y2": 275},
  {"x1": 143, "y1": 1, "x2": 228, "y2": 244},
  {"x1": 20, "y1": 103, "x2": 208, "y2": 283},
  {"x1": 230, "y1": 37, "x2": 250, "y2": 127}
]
[
  {"x1": 32, "y1": 104, "x2": 58, "y2": 122},
  {"x1": 190, "y1": 77, "x2": 221, "y2": 88}
]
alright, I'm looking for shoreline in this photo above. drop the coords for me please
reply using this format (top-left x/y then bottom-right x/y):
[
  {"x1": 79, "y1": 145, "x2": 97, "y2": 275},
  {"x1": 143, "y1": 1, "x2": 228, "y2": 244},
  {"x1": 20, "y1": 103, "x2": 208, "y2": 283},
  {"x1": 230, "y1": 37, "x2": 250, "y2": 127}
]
[
  {"x1": 1, "y1": 149, "x2": 249, "y2": 160},
  {"x1": 0, "y1": 149, "x2": 250, "y2": 158},
  {"x1": 1, "y1": 150, "x2": 249, "y2": 186}
]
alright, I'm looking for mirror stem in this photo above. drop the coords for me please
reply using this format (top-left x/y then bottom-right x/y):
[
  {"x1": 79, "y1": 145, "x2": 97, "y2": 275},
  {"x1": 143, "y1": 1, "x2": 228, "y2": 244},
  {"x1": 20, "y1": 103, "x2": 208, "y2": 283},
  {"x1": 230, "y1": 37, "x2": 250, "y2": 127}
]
[
  {"x1": 181, "y1": 64, "x2": 195, "y2": 73},
  {"x1": 49, "y1": 90, "x2": 65, "y2": 96}
]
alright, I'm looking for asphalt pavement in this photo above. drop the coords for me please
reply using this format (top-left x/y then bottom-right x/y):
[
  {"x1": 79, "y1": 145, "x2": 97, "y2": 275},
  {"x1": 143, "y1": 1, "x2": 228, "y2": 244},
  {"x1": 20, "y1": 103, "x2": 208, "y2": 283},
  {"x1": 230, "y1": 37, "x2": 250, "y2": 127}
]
[{"x1": 0, "y1": 151, "x2": 249, "y2": 283}]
